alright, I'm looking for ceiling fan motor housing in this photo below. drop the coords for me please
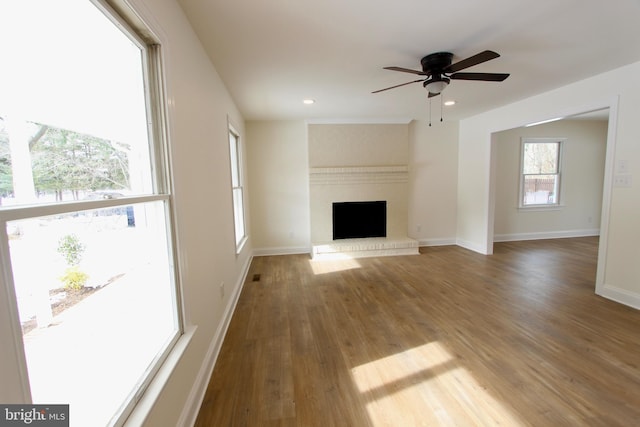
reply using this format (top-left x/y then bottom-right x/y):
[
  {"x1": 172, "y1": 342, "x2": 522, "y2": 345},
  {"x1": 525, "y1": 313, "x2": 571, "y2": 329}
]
[{"x1": 420, "y1": 52, "x2": 453, "y2": 74}]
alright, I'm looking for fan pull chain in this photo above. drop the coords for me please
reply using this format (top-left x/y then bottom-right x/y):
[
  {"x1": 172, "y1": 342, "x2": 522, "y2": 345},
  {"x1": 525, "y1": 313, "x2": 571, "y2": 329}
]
[
  {"x1": 440, "y1": 96, "x2": 444, "y2": 122},
  {"x1": 428, "y1": 97, "x2": 432, "y2": 127}
]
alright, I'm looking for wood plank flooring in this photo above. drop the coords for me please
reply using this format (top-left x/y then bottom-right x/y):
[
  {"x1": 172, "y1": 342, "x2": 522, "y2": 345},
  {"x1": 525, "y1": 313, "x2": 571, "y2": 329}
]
[{"x1": 194, "y1": 237, "x2": 640, "y2": 426}]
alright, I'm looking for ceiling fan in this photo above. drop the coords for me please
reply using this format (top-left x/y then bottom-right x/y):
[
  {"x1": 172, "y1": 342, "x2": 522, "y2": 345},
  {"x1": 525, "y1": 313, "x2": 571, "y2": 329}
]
[{"x1": 373, "y1": 50, "x2": 510, "y2": 97}]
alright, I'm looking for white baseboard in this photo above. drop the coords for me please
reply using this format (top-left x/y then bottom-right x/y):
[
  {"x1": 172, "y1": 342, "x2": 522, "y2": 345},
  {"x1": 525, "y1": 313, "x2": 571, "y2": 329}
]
[
  {"x1": 597, "y1": 284, "x2": 640, "y2": 310},
  {"x1": 252, "y1": 246, "x2": 311, "y2": 256},
  {"x1": 493, "y1": 229, "x2": 600, "y2": 242},
  {"x1": 177, "y1": 254, "x2": 253, "y2": 427},
  {"x1": 456, "y1": 238, "x2": 490, "y2": 254},
  {"x1": 417, "y1": 237, "x2": 456, "y2": 247}
]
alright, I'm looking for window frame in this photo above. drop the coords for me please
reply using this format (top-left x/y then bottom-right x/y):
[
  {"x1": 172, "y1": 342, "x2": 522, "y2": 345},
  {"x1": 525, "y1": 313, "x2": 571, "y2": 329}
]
[
  {"x1": 228, "y1": 122, "x2": 247, "y2": 253},
  {"x1": 518, "y1": 137, "x2": 565, "y2": 209},
  {"x1": 0, "y1": 0, "x2": 184, "y2": 423}
]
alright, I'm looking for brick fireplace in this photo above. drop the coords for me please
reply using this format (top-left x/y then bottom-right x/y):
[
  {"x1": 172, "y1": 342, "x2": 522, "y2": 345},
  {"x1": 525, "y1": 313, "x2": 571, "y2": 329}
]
[{"x1": 308, "y1": 123, "x2": 419, "y2": 259}]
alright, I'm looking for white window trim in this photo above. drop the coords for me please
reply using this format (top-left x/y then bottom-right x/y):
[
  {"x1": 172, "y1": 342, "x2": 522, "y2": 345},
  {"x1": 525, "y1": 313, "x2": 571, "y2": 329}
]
[
  {"x1": 0, "y1": 1, "x2": 184, "y2": 424},
  {"x1": 518, "y1": 137, "x2": 566, "y2": 210},
  {"x1": 228, "y1": 121, "x2": 247, "y2": 253}
]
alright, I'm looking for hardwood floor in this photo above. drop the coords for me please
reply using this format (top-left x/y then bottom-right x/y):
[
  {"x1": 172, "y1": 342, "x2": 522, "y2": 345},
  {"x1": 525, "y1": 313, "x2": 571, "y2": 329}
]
[{"x1": 195, "y1": 237, "x2": 640, "y2": 426}]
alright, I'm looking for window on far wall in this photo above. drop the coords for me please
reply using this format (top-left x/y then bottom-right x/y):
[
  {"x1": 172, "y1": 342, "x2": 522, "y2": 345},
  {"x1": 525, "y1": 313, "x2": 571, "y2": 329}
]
[
  {"x1": 520, "y1": 138, "x2": 564, "y2": 207},
  {"x1": 229, "y1": 124, "x2": 246, "y2": 251}
]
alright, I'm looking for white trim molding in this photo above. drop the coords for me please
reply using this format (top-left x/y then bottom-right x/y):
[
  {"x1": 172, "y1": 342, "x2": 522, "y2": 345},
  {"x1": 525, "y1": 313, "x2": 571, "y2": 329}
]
[
  {"x1": 309, "y1": 165, "x2": 409, "y2": 185},
  {"x1": 417, "y1": 237, "x2": 457, "y2": 247},
  {"x1": 493, "y1": 229, "x2": 600, "y2": 242},
  {"x1": 597, "y1": 284, "x2": 640, "y2": 310},
  {"x1": 253, "y1": 246, "x2": 311, "y2": 257},
  {"x1": 457, "y1": 238, "x2": 491, "y2": 255}
]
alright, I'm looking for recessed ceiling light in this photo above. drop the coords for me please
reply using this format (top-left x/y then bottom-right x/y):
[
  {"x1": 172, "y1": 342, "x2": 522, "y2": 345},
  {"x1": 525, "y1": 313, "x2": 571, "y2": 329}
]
[
  {"x1": 303, "y1": 99, "x2": 315, "y2": 105},
  {"x1": 444, "y1": 100, "x2": 456, "y2": 106}
]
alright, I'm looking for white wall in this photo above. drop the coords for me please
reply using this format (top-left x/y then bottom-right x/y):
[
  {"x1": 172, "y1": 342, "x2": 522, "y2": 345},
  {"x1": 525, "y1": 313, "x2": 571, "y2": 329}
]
[
  {"x1": 119, "y1": 0, "x2": 252, "y2": 425},
  {"x1": 308, "y1": 123, "x2": 409, "y2": 167},
  {"x1": 247, "y1": 120, "x2": 460, "y2": 252},
  {"x1": 458, "y1": 61, "x2": 640, "y2": 309},
  {"x1": 493, "y1": 119, "x2": 607, "y2": 241},
  {"x1": 246, "y1": 120, "x2": 310, "y2": 254},
  {"x1": 408, "y1": 120, "x2": 459, "y2": 245}
]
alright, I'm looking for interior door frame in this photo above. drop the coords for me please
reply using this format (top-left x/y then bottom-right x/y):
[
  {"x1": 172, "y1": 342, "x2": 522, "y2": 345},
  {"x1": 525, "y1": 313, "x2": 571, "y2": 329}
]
[{"x1": 487, "y1": 97, "x2": 619, "y2": 297}]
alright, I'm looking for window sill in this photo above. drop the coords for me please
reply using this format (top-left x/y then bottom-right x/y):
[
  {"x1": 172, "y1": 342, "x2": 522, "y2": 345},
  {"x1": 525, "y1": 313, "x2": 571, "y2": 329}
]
[
  {"x1": 124, "y1": 325, "x2": 197, "y2": 426},
  {"x1": 518, "y1": 204, "x2": 564, "y2": 212},
  {"x1": 236, "y1": 235, "x2": 248, "y2": 255}
]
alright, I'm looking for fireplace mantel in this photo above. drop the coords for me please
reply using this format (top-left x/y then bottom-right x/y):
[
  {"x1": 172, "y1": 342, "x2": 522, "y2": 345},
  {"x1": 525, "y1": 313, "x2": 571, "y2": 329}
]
[{"x1": 309, "y1": 165, "x2": 408, "y2": 185}]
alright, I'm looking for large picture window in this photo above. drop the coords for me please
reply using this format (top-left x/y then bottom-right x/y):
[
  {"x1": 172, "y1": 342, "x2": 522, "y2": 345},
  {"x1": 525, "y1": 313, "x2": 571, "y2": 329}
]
[
  {"x1": 520, "y1": 138, "x2": 564, "y2": 208},
  {"x1": 0, "y1": 1, "x2": 181, "y2": 425}
]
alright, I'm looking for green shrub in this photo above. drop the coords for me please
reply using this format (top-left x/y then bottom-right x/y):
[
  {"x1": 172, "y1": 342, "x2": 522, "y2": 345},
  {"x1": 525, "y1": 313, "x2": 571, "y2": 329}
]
[
  {"x1": 59, "y1": 267, "x2": 89, "y2": 290},
  {"x1": 57, "y1": 234, "x2": 85, "y2": 266}
]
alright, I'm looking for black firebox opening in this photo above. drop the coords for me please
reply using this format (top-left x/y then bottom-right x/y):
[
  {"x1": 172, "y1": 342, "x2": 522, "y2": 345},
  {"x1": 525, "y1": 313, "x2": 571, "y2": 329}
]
[{"x1": 332, "y1": 201, "x2": 386, "y2": 240}]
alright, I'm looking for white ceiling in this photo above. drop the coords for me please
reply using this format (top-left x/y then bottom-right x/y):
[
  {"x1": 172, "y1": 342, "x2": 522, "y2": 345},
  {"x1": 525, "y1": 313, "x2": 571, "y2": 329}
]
[{"x1": 176, "y1": 0, "x2": 640, "y2": 122}]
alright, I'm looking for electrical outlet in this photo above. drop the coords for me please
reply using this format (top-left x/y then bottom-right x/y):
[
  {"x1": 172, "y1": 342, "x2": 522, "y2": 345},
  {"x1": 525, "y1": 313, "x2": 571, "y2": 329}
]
[{"x1": 220, "y1": 282, "x2": 225, "y2": 298}]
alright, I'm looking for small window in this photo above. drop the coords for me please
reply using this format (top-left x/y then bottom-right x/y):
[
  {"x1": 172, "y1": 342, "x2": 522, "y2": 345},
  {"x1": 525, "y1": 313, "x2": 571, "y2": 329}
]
[
  {"x1": 229, "y1": 125, "x2": 246, "y2": 251},
  {"x1": 520, "y1": 138, "x2": 564, "y2": 207}
]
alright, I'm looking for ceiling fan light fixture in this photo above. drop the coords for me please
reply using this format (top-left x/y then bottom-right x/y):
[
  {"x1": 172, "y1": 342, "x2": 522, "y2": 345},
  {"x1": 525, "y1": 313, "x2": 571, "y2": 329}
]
[{"x1": 424, "y1": 76, "x2": 450, "y2": 95}]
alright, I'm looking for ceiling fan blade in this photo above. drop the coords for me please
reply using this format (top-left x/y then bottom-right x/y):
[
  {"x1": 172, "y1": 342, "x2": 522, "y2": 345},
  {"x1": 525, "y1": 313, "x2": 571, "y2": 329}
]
[
  {"x1": 450, "y1": 72, "x2": 510, "y2": 81},
  {"x1": 445, "y1": 50, "x2": 500, "y2": 73},
  {"x1": 383, "y1": 66, "x2": 427, "y2": 75},
  {"x1": 372, "y1": 79, "x2": 424, "y2": 93}
]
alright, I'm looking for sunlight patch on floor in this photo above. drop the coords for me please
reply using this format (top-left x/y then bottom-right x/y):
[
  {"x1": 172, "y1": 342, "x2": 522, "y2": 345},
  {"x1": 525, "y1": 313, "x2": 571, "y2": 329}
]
[
  {"x1": 351, "y1": 342, "x2": 453, "y2": 394},
  {"x1": 308, "y1": 257, "x2": 362, "y2": 275},
  {"x1": 350, "y1": 341, "x2": 525, "y2": 426}
]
